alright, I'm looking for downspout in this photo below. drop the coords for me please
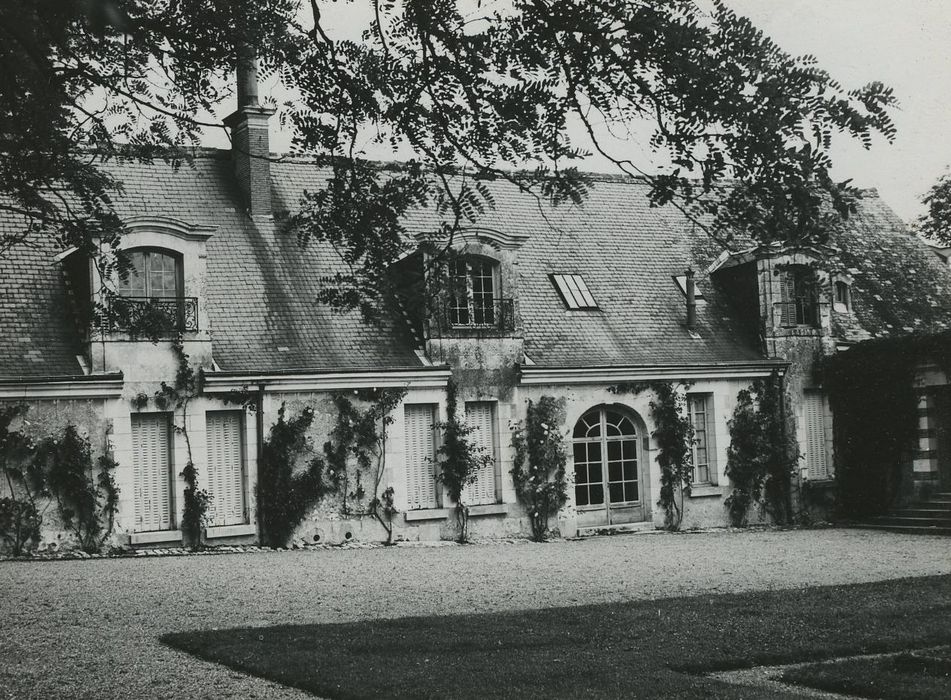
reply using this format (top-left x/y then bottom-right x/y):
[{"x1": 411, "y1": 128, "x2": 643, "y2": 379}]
[
  {"x1": 778, "y1": 370, "x2": 794, "y2": 524},
  {"x1": 255, "y1": 383, "x2": 266, "y2": 535}
]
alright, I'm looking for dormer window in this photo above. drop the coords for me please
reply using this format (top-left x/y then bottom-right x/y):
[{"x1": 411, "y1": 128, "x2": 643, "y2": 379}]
[
  {"x1": 119, "y1": 249, "x2": 182, "y2": 299},
  {"x1": 833, "y1": 280, "x2": 851, "y2": 313},
  {"x1": 111, "y1": 247, "x2": 197, "y2": 333},
  {"x1": 779, "y1": 266, "x2": 819, "y2": 328},
  {"x1": 449, "y1": 257, "x2": 499, "y2": 326}
]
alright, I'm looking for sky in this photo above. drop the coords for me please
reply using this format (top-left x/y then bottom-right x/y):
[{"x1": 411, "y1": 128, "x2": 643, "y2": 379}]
[{"x1": 208, "y1": 1, "x2": 951, "y2": 223}]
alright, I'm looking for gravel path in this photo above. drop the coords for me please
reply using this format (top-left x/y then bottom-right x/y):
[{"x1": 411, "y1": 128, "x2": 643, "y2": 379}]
[{"x1": 1, "y1": 528, "x2": 949, "y2": 699}]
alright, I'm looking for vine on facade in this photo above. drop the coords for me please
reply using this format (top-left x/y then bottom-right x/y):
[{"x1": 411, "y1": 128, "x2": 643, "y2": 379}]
[
  {"x1": 257, "y1": 403, "x2": 327, "y2": 548},
  {"x1": 723, "y1": 372, "x2": 798, "y2": 526},
  {"x1": 0, "y1": 405, "x2": 44, "y2": 556},
  {"x1": 37, "y1": 424, "x2": 120, "y2": 554},
  {"x1": 609, "y1": 382, "x2": 695, "y2": 531},
  {"x1": 434, "y1": 378, "x2": 491, "y2": 543},
  {"x1": 326, "y1": 388, "x2": 406, "y2": 544},
  {"x1": 510, "y1": 395, "x2": 569, "y2": 542},
  {"x1": 154, "y1": 339, "x2": 210, "y2": 549}
]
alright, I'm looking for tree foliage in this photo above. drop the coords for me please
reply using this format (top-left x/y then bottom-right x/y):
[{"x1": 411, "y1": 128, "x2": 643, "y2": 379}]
[
  {"x1": 3, "y1": 1, "x2": 896, "y2": 310},
  {"x1": 915, "y1": 171, "x2": 951, "y2": 246}
]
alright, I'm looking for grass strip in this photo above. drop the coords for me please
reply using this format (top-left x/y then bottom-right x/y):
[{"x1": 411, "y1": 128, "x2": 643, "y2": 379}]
[{"x1": 162, "y1": 574, "x2": 951, "y2": 699}]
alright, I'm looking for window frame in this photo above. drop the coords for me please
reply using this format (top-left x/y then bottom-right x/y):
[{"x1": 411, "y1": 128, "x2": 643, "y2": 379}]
[
  {"x1": 686, "y1": 393, "x2": 717, "y2": 486},
  {"x1": 780, "y1": 266, "x2": 820, "y2": 328},
  {"x1": 833, "y1": 280, "x2": 851, "y2": 313},
  {"x1": 118, "y1": 247, "x2": 184, "y2": 299},
  {"x1": 448, "y1": 255, "x2": 501, "y2": 327}
]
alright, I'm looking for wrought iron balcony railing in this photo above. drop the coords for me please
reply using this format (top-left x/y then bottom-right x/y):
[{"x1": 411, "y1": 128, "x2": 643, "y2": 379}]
[
  {"x1": 105, "y1": 296, "x2": 199, "y2": 334},
  {"x1": 432, "y1": 298, "x2": 517, "y2": 338}
]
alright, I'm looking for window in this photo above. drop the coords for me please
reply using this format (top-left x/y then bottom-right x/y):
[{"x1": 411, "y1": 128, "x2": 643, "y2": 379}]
[
  {"x1": 552, "y1": 274, "x2": 598, "y2": 309},
  {"x1": 779, "y1": 267, "x2": 819, "y2": 327},
  {"x1": 113, "y1": 248, "x2": 196, "y2": 332},
  {"x1": 687, "y1": 394, "x2": 717, "y2": 485},
  {"x1": 404, "y1": 404, "x2": 439, "y2": 510},
  {"x1": 572, "y1": 408, "x2": 639, "y2": 507},
  {"x1": 462, "y1": 401, "x2": 499, "y2": 505},
  {"x1": 449, "y1": 257, "x2": 498, "y2": 326},
  {"x1": 131, "y1": 413, "x2": 174, "y2": 532},
  {"x1": 802, "y1": 391, "x2": 830, "y2": 480},
  {"x1": 833, "y1": 281, "x2": 851, "y2": 313},
  {"x1": 118, "y1": 249, "x2": 182, "y2": 298},
  {"x1": 205, "y1": 411, "x2": 247, "y2": 526}
]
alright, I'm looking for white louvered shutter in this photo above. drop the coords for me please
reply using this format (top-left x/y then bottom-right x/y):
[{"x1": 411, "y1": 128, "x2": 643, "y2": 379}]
[
  {"x1": 463, "y1": 402, "x2": 498, "y2": 506},
  {"x1": 803, "y1": 392, "x2": 830, "y2": 479},
  {"x1": 404, "y1": 404, "x2": 438, "y2": 510},
  {"x1": 780, "y1": 272, "x2": 796, "y2": 326},
  {"x1": 132, "y1": 413, "x2": 173, "y2": 532},
  {"x1": 206, "y1": 411, "x2": 246, "y2": 526}
]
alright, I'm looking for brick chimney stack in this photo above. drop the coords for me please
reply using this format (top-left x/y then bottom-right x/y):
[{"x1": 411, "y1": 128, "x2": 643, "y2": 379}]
[{"x1": 224, "y1": 47, "x2": 275, "y2": 218}]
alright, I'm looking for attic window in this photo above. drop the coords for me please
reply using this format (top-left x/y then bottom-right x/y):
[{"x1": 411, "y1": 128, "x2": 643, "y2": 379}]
[
  {"x1": 833, "y1": 281, "x2": 851, "y2": 313},
  {"x1": 674, "y1": 275, "x2": 706, "y2": 301},
  {"x1": 551, "y1": 274, "x2": 598, "y2": 309}
]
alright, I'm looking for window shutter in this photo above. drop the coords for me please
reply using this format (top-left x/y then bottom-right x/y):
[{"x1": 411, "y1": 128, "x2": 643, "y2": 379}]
[
  {"x1": 206, "y1": 411, "x2": 246, "y2": 526},
  {"x1": 803, "y1": 392, "x2": 829, "y2": 479},
  {"x1": 780, "y1": 272, "x2": 796, "y2": 326},
  {"x1": 463, "y1": 402, "x2": 498, "y2": 506},
  {"x1": 404, "y1": 404, "x2": 438, "y2": 510},
  {"x1": 131, "y1": 413, "x2": 173, "y2": 532}
]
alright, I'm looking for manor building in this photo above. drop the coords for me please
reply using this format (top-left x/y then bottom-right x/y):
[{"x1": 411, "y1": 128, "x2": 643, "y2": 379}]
[{"x1": 2, "y1": 83, "x2": 950, "y2": 550}]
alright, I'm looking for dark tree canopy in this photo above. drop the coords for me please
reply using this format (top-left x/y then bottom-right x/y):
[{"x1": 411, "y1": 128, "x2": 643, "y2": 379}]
[
  {"x1": 1, "y1": 0, "x2": 897, "y2": 309},
  {"x1": 915, "y1": 171, "x2": 951, "y2": 246}
]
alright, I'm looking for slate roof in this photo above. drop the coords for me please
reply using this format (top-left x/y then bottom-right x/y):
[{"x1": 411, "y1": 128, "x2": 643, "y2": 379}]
[
  {"x1": 0, "y1": 149, "x2": 944, "y2": 378},
  {"x1": 827, "y1": 193, "x2": 951, "y2": 342},
  {"x1": 398, "y1": 174, "x2": 764, "y2": 367},
  {"x1": 0, "y1": 211, "x2": 84, "y2": 378}
]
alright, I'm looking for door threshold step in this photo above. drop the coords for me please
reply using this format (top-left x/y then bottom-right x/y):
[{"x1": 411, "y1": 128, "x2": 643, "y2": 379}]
[{"x1": 577, "y1": 522, "x2": 656, "y2": 538}]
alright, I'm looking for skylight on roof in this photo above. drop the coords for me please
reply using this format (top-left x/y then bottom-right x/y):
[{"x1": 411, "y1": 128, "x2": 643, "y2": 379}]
[{"x1": 552, "y1": 274, "x2": 598, "y2": 309}]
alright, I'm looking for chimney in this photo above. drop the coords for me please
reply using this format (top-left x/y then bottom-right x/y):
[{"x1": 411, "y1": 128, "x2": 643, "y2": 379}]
[
  {"x1": 223, "y1": 47, "x2": 275, "y2": 218},
  {"x1": 685, "y1": 268, "x2": 697, "y2": 331}
]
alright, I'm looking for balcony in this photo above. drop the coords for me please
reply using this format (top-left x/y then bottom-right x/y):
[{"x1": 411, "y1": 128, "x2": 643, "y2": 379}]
[
  {"x1": 104, "y1": 296, "x2": 199, "y2": 335},
  {"x1": 432, "y1": 298, "x2": 518, "y2": 338}
]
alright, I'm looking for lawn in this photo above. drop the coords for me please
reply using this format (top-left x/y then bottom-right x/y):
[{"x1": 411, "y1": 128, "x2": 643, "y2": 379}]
[
  {"x1": 163, "y1": 573, "x2": 951, "y2": 699},
  {"x1": 781, "y1": 645, "x2": 951, "y2": 700}
]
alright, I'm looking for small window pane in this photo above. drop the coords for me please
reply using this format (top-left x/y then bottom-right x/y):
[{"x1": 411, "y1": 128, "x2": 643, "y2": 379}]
[
  {"x1": 575, "y1": 485, "x2": 589, "y2": 507},
  {"x1": 589, "y1": 484, "x2": 604, "y2": 505},
  {"x1": 608, "y1": 462, "x2": 623, "y2": 482},
  {"x1": 609, "y1": 483, "x2": 625, "y2": 503}
]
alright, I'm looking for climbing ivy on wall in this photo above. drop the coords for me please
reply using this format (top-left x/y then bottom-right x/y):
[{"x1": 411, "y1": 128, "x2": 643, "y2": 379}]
[
  {"x1": 723, "y1": 372, "x2": 798, "y2": 526},
  {"x1": 36, "y1": 424, "x2": 120, "y2": 554},
  {"x1": 153, "y1": 339, "x2": 210, "y2": 549},
  {"x1": 823, "y1": 331, "x2": 951, "y2": 517},
  {"x1": 326, "y1": 388, "x2": 407, "y2": 544},
  {"x1": 257, "y1": 403, "x2": 327, "y2": 548},
  {"x1": 0, "y1": 405, "x2": 43, "y2": 555},
  {"x1": 609, "y1": 382, "x2": 694, "y2": 531},
  {"x1": 510, "y1": 395, "x2": 569, "y2": 542},
  {"x1": 434, "y1": 378, "x2": 492, "y2": 543}
]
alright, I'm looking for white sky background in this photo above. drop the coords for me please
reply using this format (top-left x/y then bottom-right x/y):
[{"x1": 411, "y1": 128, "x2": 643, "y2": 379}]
[{"x1": 204, "y1": 0, "x2": 951, "y2": 223}]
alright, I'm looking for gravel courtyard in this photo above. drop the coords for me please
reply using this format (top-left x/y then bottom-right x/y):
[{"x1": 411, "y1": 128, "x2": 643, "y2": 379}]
[{"x1": 1, "y1": 528, "x2": 949, "y2": 699}]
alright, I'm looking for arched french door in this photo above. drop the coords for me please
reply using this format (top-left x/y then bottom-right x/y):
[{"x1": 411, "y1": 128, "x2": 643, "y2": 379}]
[{"x1": 573, "y1": 406, "x2": 645, "y2": 527}]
